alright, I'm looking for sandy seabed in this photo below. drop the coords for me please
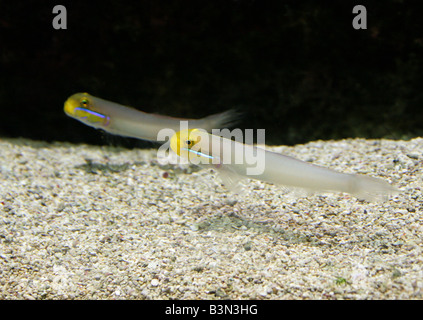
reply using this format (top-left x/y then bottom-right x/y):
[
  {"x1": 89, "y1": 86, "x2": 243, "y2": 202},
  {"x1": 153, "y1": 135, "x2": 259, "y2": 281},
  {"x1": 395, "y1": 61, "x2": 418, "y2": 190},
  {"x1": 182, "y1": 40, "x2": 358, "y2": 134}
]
[{"x1": 0, "y1": 137, "x2": 422, "y2": 299}]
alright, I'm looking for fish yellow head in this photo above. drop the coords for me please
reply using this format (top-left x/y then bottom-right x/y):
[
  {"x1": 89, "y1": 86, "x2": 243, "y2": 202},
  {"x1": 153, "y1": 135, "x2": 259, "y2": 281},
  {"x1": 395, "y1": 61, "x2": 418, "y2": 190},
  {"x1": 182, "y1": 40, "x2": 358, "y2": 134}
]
[
  {"x1": 64, "y1": 92, "x2": 110, "y2": 127},
  {"x1": 171, "y1": 128, "x2": 225, "y2": 167},
  {"x1": 170, "y1": 129, "x2": 201, "y2": 156}
]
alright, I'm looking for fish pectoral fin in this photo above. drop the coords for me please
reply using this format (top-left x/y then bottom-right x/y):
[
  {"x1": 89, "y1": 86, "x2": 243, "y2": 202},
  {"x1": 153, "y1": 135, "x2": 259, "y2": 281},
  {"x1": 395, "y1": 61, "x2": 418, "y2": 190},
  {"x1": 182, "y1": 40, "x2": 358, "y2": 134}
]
[{"x1": 213, "y1": 164, "x2": 245, "y2": 194}]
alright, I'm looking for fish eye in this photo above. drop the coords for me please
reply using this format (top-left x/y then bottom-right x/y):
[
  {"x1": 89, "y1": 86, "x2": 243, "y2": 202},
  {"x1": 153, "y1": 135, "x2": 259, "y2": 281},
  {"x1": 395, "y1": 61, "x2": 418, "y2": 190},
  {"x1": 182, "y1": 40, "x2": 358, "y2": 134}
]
[
  {"x1": 80, "y1": 98, "x2": 89, "y2": 108},
  {"x1": 185, "y1": 140, "x2": 193, "y2": 147}
]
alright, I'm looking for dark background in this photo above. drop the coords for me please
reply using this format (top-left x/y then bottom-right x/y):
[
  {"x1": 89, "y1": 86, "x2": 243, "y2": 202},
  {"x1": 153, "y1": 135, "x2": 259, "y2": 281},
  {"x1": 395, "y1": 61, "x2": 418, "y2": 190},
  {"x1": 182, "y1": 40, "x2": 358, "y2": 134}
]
[{"x1": 1, "y1": 0, "x2": 422, "y2": 147}]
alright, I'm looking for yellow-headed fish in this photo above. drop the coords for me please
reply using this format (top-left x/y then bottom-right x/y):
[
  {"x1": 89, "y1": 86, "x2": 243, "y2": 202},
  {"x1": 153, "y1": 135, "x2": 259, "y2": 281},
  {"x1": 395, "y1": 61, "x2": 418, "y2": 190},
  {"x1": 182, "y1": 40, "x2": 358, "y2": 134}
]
[
  {"x1": 64, "y1": 93, "x2": 238, "y2": 142},
  {"x1": 170, "y1": 129, "x2": 398, "y2": 201}
]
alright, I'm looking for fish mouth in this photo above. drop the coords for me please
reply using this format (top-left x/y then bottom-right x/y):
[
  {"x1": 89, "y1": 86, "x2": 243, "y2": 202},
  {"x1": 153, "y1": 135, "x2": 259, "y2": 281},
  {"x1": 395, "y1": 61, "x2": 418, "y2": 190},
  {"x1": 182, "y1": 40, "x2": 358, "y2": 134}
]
[{"x1": 64, "y1": 97, "x2": 79, "y2": 116}]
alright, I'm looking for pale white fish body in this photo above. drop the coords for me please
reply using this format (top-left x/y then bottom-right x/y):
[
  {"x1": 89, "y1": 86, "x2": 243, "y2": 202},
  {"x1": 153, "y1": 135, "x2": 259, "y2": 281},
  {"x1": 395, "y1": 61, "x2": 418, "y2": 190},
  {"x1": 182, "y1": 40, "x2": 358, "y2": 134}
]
[
  {"x1": 170, "y1": 129, "x2": 397, "y2": 201},
  {"x1": 246, "y1": 147, "x2": 395, "y2": 201},
  {"x1": 64, "y1": 93, "x2": 238, "y2": 142}
]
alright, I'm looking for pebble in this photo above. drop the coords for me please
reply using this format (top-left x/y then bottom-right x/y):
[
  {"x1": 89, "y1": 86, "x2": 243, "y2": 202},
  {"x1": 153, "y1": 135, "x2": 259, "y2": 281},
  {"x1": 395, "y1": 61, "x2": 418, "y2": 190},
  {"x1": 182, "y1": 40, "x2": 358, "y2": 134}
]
[{"x1": 406, "y1": 153, "x2": 419, "y2": 160}]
